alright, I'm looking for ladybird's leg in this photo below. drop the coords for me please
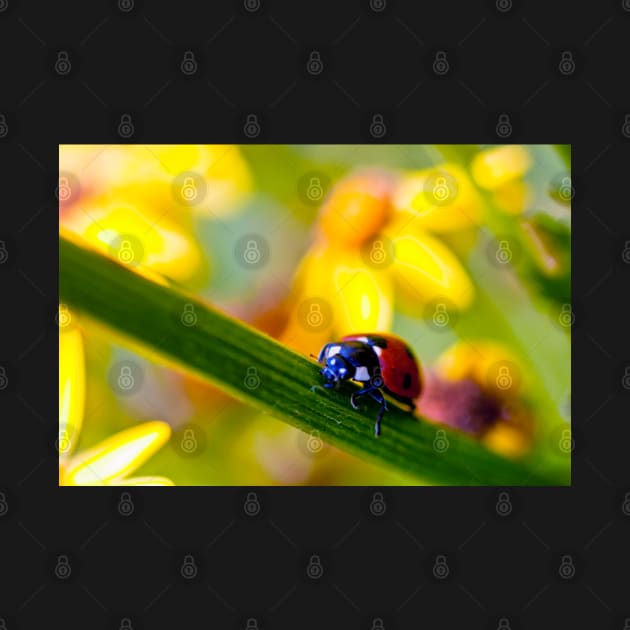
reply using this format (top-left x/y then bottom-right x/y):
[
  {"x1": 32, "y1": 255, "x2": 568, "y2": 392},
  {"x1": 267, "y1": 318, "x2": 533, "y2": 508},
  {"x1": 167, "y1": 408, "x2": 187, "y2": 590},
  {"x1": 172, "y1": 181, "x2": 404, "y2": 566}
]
[
  {"x1": 367, "y1": 389, "x2": 388, "y2": 436},
  {"x1": 350, "y1": 386, "x2": 372, "y2": 410}
]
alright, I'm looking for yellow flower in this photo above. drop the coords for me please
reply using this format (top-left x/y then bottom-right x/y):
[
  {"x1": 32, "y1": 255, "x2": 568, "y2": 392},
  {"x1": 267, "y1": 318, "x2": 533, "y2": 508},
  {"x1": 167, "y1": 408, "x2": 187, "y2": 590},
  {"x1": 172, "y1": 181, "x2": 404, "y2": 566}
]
[
  {"x1": 63, "y1": 199, "x2": 203, "y2": 282},
  {"x1": 470, "y1": 146, "x2": 531, "y2": 190},
  {"x1": 421, "y1": 340, "x2": 534, "y2": 457},
  {"x1": 470, "y1": 146, "x2": 532, "y2": 215},
  {"x1": 59, "y1": 144, "x2": 252, "y2": 217},
  {"x1": 391, "y1": 163, "x2": 484, "y2": 233},
  {"x1": 281, "y1": 167, "x2": 478, "y2": 351},
  {"x1": 59, "y1": 308, "x2": 173, "y2": 486}
]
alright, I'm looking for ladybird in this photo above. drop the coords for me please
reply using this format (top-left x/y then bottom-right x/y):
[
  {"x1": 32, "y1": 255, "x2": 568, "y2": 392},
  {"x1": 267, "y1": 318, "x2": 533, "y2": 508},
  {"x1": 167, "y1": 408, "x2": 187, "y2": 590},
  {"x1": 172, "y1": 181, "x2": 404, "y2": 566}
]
[{"x1": 317, "y1": 333, "x2": 422, "y2": 436}]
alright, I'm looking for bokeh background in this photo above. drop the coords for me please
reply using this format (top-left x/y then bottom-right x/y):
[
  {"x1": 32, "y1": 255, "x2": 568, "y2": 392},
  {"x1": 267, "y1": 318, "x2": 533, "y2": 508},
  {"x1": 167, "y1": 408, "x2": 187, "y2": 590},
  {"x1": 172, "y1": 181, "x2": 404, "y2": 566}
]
[{"x1": 58, "y1": 144, "x2": 571, "y2": 485}]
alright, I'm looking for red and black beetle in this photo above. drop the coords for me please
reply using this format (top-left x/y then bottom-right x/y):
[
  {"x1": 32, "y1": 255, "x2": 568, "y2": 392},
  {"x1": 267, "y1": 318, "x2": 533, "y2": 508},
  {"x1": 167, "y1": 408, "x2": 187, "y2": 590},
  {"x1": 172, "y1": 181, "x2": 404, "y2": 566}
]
[{"x1": 317, "y1": 333, "x2": 422, "y2": 436}]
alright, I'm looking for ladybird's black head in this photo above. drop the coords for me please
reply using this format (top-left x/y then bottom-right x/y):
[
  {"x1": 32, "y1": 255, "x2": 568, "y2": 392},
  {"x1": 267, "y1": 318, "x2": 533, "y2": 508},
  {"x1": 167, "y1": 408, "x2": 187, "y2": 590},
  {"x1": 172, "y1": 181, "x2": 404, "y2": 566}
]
[{"x1": 321, "y1": 355, "x2": 351, "y2": 388}]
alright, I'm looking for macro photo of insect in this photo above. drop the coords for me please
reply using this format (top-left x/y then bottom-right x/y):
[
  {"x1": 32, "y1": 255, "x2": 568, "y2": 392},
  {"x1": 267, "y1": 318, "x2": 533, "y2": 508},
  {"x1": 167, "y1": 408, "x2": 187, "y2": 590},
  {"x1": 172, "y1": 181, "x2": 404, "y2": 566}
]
[{"x1": 59, "y1": 144, "x2": 571, "y2": 486}]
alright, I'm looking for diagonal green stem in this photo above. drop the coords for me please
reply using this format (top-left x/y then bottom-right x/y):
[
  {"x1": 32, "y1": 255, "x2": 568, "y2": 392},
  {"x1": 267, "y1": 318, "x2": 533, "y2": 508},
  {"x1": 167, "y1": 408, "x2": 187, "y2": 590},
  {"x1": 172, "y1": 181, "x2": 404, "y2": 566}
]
[{"x1": 60, "y1": 235, "x2": 568, "y2": 485}]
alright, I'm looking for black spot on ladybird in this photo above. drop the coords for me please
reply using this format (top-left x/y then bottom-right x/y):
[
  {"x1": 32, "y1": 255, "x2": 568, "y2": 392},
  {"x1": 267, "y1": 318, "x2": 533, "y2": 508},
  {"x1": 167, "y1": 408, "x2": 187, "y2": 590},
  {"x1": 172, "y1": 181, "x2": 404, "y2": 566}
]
[
  {"x1": 403, "y1": 373, "x2": 412, "y2": 389},
  {"x1": 405, "y1": 346, "x2": 414, "y2": 359},
  {"x1": 368, "y1": 336, "x2": 388, "y2": 348}
]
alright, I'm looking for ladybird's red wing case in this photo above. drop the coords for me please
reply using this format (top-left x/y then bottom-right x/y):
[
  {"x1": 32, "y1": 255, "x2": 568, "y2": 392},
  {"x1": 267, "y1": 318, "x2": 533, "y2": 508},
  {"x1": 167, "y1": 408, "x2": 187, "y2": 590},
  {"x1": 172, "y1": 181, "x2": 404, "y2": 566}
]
[{"x1": 341, "y1": 333, "x2": 422, "y2": 400}]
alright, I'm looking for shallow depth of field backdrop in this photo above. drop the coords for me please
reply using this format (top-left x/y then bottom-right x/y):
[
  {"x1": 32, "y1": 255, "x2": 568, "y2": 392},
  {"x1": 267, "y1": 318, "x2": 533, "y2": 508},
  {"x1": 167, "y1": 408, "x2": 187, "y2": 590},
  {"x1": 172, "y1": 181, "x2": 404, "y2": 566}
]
[{"x1": 58, "y1": 145, "x2": 571, "y2": 486}]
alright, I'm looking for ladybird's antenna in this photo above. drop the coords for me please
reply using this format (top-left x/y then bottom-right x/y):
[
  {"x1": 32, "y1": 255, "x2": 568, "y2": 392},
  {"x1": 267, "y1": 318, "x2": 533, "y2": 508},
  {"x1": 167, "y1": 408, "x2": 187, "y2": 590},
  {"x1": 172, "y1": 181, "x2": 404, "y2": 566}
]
[{"x1": 309, "y1": 353, "x2": 318, "y2": 360}]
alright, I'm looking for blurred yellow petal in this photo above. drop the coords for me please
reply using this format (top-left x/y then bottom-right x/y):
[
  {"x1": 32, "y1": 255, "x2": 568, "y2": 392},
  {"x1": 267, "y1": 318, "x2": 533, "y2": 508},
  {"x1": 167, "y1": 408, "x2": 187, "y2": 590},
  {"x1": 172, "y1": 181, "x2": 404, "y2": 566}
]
[
  {"x1": 471, "y1": 145, "x2": 531, "y2": 190},
  {"x1": 391, "y1": 164, "x2": 484, "y2": 233},
  {"x1": 281, "y1": 244, "x2": 394, "y2": 348},
  {"x1": 59, "y1": 145, "x2": 252, "y2": 218},
  {"x1": 59, "y1": 322, "x2": 84, "y2": 459},
  {"x1": 389, "y1": 231, "x2": 474, "y2": 309},
  {"x1": 435, "y1": 340, "x2": 524, "y2": 395},
  {"x1": 63, "y1": 421, "x2": 171, "y2": 486},
  {"x1": 116, "y1": 476, "x2": 175, "y2": 486},
  {"x1": 318, "y1": 170, "x2": 394, "y2": 247},
  {"x1": 331, "y1": 253, "x2": 394, "y2": 334},
  {"x1": 65, "y1": 201, "x2": 203, "y2": 281},
  {"x1": 279, "y1": 245, "x2": 337, "y2": 353},
  {"x1": 491, "y1": 179, "x2": 531, "y2": 215},
  {"x1": 483, "y1": 422, "x2": 531, "y2": 458},
  {"x1": 144, "y1": 145, "x2": 208, "y2": 175}
]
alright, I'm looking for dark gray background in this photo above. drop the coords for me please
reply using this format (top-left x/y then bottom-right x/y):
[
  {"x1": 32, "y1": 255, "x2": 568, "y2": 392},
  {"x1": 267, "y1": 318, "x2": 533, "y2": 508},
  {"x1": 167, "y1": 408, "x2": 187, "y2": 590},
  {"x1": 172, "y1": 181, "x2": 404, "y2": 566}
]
[{"x1": 1, "y1": 0, "x2": 629, "y2": 628}]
